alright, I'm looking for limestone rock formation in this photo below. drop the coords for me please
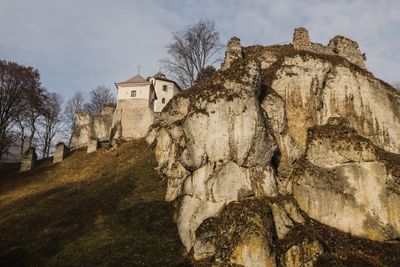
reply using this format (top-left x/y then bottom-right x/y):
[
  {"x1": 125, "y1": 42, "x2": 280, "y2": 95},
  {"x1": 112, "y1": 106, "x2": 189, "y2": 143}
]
[{"x1": 147, "y1": 28, "x2": 400, "y2": 266}]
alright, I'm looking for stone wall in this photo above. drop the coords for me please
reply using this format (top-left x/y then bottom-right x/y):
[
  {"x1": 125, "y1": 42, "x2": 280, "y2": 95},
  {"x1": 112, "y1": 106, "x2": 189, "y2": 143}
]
[
  {"x1": 222, "y1": 27, "x2": 367, "y2": 72},
  {"x1": 20, "y1": 147, "x2": 37, "y2": 172},
  {"x1": 71, "y1": 111, "x2": 95, "y2": 148},
  {"x1": 87, "y1": 139, "x2": 99, "y2": 153},
  {"x1": 328, "y1": 35, "x2": 366, "y2": 69},
  {"x1": 292, "y1": 27, "x2": 367, "y2": 69},
  {"x1": 221, "y1": 37, "x2": 242, "y2": 70},
  {"x1": 94, "y1": 105, "x2": 115, "y2": 141},
  {"x1": 71, "y1": 105, "x2": 115, "y2": 148},
  {"x1": 112, "y1": 99, "x2": 154, "y2": 140},
  {"x1": 53, "y1": 143, "x2": 67, "y2": 163},
  {"x1": 71, "y1": 100, "x2": 154, "y2": 148},
  {"x1": 293, "y1": 27, "x2": 311, "y2": 49}
]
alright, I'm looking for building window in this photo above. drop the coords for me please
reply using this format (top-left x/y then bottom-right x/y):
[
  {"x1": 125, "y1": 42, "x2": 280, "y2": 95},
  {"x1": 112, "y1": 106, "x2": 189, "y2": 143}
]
[
  {"x1": 163, "y1": 85, "x2": 167, "y2": 91},
  {"x1": 162, "y1": 98, "x2": 165, "y2": 104},
  {"x1": 131, "y1": 90, "x2": 136, "y2": 97}
]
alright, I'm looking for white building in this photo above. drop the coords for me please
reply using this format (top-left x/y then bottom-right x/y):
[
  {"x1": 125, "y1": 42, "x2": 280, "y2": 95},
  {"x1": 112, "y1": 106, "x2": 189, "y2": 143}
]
[
  {"x1": 111, "y1": 71, "x2": 181, "y2": 140},
  {"x1": 72, "y1": 71, "x2": 181, "y2": 147},
  {"x1": 149, "y1": 72, "x2": 181, "y2": 112},
  {"x1": 114, "y1": 71, "x2": 181, "y2": 113}
]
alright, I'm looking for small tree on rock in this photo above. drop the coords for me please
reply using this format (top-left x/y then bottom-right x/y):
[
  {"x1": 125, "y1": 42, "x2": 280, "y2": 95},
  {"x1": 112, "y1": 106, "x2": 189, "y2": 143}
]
[{"x1": 195, "y1": 65, "x2": 217, "y2": 84}]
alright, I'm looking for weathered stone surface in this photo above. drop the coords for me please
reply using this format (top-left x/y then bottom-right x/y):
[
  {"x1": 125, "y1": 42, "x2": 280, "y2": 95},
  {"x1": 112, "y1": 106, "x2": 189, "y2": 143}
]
[
  {"x1": 87, "y1": 139, "x2": 99, "y2": 154},
  {"x1": 71, "y1": 111, "x2": 95, "y2": 148},
  {"x1": 230, "y1": 235, "x2": 276, "y2": 267},
  {"x1": 267, "y1": 55, "x2": 400, "y2": 176},
  {"x1": 94, "y1": 105, "x2": 115, "y2": 141},
  {"x1": 148, "y1": 28, "x2": 400, "y2": 266},
  {"x1": 293, "y1": 27, "x2": 311, "y2": 49},
  {"x1": 112, "y1": 99, "x2": 154, "y2": 140},
  {"x1": 53, "y1": 143, "x2": 67, "y2": 163},
  {"x1": 71, "y1": 105, "x2": 116, "y2": 148},
  {"x1": 20, "y1": 147, "x2": 37, "y2": 172},
  {"x1": 292, "y1": 122, "x2": 400, "y2": 241},
  {"x1": 221, "y1": 37, "x2": 242, "y2": 71},
  {"x1": 193, "y1": 198, "x2": 278, "y2": 266},
  {"x1": 281, "y1": 240, "x2": 323, "y2": 267},
  {"x1": 149, "y1": 60, "x2": 278, "y2": 251},
  {"x1": 328, "y1": 35, "x2": 366, "y2": 69},
  {"x1": 270, "y1": 200, "x2": 304, "y2": 239},
  {"x1": 292, "y1": 27, "x2": 366, "y2": 69}
]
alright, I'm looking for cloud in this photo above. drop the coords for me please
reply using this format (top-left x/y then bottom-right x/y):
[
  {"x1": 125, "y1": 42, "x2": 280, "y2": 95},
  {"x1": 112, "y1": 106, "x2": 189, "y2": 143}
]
[{"x1": 0, "y1": 0, "x2": 399, "y2": 100}]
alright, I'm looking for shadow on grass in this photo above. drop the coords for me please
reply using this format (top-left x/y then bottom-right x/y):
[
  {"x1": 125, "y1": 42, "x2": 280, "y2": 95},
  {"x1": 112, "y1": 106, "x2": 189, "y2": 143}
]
[{"x1": 0, "y1": 160, "x2": 189, "y2": 266}]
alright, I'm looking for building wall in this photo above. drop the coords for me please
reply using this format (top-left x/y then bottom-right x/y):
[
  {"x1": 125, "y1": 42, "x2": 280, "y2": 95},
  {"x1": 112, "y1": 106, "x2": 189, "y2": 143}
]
[
  {"x1": 117, "y1": 84, "x2": 151, "y2": 100},
  {"x1": 113, "y1": 98, "x2": 154, "y2": 139},
  {"x1": 153, "y1": 80, "x2": 180, "y2": 112}
]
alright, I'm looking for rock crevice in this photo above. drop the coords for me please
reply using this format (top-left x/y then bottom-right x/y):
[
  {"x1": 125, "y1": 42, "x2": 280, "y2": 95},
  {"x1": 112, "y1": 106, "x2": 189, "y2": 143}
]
[{"x1": 147, "y1": 29, "x2": 400, "y2": 266}]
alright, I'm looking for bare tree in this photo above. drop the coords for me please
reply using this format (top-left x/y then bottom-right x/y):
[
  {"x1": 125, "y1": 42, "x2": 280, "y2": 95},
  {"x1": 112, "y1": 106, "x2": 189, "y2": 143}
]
[
  {"x1": 0, "y1": 60, "x2": 41, "y2": 159},
  {"x1": 37, "y1": 92, "x2": 64, "y2": 158},
  {"x1": 64, "y1": 92, "x2": 85, "y2": 146},
  {"x1": 162, "y1": 20, "x2": 223, "y2": 88},
  {"x1": 15, "y1": 86, "x2": 47, "y2": 158},
  {"x1": 84, "y1": 85, "x2": 115, "y2": 116}
]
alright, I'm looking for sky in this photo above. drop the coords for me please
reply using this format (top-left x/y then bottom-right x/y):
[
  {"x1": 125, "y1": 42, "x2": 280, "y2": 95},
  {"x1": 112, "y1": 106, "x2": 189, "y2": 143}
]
[{"x1": 0, "y1": 0, "x2": 399, "y2": 100}]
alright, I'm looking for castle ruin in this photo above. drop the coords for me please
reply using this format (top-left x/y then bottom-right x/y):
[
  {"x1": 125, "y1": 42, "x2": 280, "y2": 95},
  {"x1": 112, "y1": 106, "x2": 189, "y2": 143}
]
[
  {"x1": 72, "y1": 27, "x2": 367, "y2": 152},
  {"x1": 222, "y1": 27, "x2": 367, "y2": 70},
  {"x1": 20, "y1": 147, "x2": 37, "y2": 172},
  {"x1": 71, "y1": 104, "x2": 116, "y2": 149},
  {"x1": 221, "y1": 37, "x2": 242, "y2": 70},
  {"x1": 292, "y1": 27, "x2": 366, "y2": 69},
  {"x1": 71, "y1": 72, "x2": 180, "y2": 150},
  {"x1": 53, "y1": 142, "x2": 67, "y2": 163}
]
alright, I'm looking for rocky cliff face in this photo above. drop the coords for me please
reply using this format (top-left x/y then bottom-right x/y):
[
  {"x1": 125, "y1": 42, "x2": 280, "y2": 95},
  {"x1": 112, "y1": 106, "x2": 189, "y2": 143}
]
[{"x1": 147, "y1": 29, "x2": 400, "y2": 266}]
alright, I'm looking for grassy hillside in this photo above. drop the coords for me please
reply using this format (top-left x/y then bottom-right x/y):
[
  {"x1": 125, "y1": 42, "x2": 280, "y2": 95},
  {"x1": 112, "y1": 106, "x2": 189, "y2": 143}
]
[{"x1": 0, "y1": 140, "x2": 189, "y2": 266}]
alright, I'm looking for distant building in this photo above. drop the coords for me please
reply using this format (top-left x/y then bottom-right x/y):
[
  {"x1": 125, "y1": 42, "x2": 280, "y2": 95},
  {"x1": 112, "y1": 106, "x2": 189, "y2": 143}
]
[
  {"x1": 114, "y1": 71, "x2": 181, "y2": 112},
  {"x1": 148, "y1": 72, "x2": 181, "y2": 112},
  {"x1": 111, "y1": 71, "x2": 181, "y2": 139},
  {"x1": 71, "y1": 71, "x2": 181, "y2": 148},
  {"x1": 115, "y1": 74, "x2": 157, "y2": 111}
]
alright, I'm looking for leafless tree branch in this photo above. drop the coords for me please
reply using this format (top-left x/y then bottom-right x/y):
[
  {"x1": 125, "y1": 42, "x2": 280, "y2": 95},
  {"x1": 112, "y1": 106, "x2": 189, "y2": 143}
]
[{"x1": 161, "y1": 20, "x2": 223, "y2": 89}]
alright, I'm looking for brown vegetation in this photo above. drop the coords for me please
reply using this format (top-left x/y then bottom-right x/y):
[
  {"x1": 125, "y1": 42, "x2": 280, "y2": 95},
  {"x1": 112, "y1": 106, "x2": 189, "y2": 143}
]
[{"x1": 0, "y1": 140, "x2": 188, "y2": 266}]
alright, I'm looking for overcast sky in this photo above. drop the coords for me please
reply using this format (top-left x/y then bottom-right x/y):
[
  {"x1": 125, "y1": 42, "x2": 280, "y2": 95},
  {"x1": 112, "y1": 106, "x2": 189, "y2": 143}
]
[{"x1": 0, "y1": 0, "x2": 399, "y2": 100}]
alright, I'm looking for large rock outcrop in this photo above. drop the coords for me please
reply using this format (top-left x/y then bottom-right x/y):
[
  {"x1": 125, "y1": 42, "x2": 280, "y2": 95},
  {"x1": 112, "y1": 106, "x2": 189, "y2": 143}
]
[
  {"x1": 148, "y1": 60, "x2": 279, "y2": 251},
  {"x1": 147, "y1": 28, "x2": 400, "y2": 266}
]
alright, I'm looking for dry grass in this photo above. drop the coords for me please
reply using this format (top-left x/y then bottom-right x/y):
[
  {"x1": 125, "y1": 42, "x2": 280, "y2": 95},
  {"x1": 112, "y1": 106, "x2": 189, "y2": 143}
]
[{"x1": 0, "y1": 140, "x2": 189, "y2": 266}]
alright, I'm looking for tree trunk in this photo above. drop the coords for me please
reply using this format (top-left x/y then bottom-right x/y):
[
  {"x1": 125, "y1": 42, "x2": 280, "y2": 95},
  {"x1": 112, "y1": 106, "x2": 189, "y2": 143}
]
[{"x1": 28, "y1": 123, "x2": 36, "y2": 148}]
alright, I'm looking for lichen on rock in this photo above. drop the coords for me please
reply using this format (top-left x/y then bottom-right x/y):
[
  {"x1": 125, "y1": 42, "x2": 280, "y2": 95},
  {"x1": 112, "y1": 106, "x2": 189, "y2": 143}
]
[{"x1": 147, "y1": 28, "x2": 400, "y2": 266}]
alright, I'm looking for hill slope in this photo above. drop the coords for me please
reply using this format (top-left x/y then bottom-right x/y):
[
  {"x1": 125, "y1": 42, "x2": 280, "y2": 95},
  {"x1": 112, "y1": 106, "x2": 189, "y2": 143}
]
[{"x1": 0, "y1": 141, "x2": 188, "y2": 266}]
